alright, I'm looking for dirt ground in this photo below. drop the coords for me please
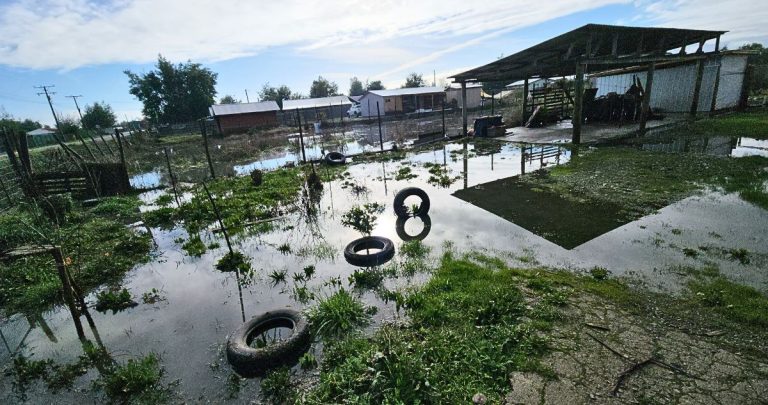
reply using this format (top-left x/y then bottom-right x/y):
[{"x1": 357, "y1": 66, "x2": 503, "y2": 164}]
[{"x1": 505, "y1": 293, "x2": 768, "y2": 404}]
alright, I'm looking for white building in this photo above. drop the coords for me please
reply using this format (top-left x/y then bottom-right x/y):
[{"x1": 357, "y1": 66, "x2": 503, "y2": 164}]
[
  {"x1": 445, "y1": 83, "x2": 483, "y2": 109},
  {"x1": 358, "y1": 87, "x2": 445, "y2": 117}
]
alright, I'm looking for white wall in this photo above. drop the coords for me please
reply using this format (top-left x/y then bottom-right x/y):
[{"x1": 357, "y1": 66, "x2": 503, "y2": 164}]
[
  {"x1": 359, "y1": 93, "x2": 385, "y2": 117},
  {"x1": 446, "y1": 86, "x2": 483, "y2": 108},
  {"x1": 590, "y1": 54, "x2": 747, "y2": 112}
]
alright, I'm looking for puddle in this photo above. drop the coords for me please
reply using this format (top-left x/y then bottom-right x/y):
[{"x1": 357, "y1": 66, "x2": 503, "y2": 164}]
[{"x1": 3, "y1": 138, "x2": 768, "y2": 403}]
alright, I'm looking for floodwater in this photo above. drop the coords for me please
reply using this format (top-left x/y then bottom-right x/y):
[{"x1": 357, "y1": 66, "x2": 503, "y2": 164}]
[{"x1": 3, "y1": 134, "x2": 768, "y2": 402}]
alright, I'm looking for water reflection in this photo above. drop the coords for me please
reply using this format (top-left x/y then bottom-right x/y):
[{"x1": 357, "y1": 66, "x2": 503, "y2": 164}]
[
  {"x1": 639, "y1": 135, "x2": 768, "y2": 158},
  {"x1": 395, "y1": 214, "x2": 432, "y2": 242}
]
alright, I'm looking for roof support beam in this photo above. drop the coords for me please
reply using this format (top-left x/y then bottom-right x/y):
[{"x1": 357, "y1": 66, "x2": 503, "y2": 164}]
[
  {"x1": 582, "y1": 53, "x2": 709, "y2": 66},
  {"x1": 710, "y1": 54, "x2": 722, "y2": 114},
  {"x1": 611, "y1": 34, "x2": 619, "y2": 57},
  {"x1": 572, "y1": 62, "x2": 585, "y2": 144},
  {"x1": 689, "y1": 58, "x2": 705, "y2": 118}
]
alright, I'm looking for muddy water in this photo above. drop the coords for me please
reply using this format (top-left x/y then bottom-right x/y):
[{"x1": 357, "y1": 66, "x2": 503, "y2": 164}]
[{"x1": 3, "y1": 137, "x2": 768, "y2": 403}]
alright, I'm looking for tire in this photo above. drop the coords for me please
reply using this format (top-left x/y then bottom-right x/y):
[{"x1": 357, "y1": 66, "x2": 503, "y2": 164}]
[
  {"x1": 393, "y1": 187, "x2": 430, "y2": 218},
  {"x1": 324, "y1": 152, "x2": 346, "y2": 165},
  {"x1": 226, "y1": 309, "x2": 311, "y2": 377},
  {"x1": 395, "y1": 214, "x2": 432, "y2": 242},
  {"x1": 344, "y1": 236, "x2": 395, "y2": 267}
]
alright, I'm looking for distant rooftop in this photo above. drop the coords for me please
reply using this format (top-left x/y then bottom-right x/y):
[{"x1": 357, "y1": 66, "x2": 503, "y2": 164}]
[
  {"x1": 210, "y1": 101, "x2": 280, "y2": 116},
  {"x1": 282, "y1": 95, "x2": 352, "y2": 110},
  {"x1": 366, "y1": 86, "x2": 445, "y2": 97},
  {"x1": 27, "y1": 128, "x2": 56, "y2": 136}
]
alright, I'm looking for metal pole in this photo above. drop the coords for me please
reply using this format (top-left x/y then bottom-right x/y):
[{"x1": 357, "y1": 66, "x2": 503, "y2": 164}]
[
  {"x1": 62, "y1": 94, "x2": 96, "y2": 161},
  {"x1": 66, "y1": 95, "x2": 105, "y2": 157},
  {"x1": 200, "y1": 121, "x2": 216, "y2": 179},
  {"x1": 376, "y1": 102, "x2": 384, "y2": 152},
  {"x1": 163, "y1": 147, "x2": 180, "y2": 207},
  {"x1": 461, "y1": 82, "x2": 468, "y2": 137},
  {"x1": 296, "y1": 109, "x2": 306, "y2": 163},
  {"x1": 442, "y1": 101, "x2": 446, "y2": 136}
]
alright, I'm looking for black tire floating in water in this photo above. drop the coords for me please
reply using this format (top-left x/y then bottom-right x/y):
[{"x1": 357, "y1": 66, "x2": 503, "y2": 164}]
[
  {"x1": 226, "y1": 309, "x2": 311, "y2": 377},
  {"x1": 344, "y1": 236, "x2": 395, "y2": 267},
  {"x1": 393, "y1": 187, "x2": 430, "y2": 218},
  {"x1": 395, "y1": 214, "x2": 432, "y2": 242},
  {"x1": 324, "y1": 151, "x2": 346, "y2": 165}
]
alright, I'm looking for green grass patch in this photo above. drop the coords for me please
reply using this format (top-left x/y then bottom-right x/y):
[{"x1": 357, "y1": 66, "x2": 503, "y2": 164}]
[
  {"x1": 307, "y1": 289, "x2": 372, "y2": 339},
  {"x1": 669, "y1": 111, "x2": 768, "y2": 139},
  {"x1": 687, "y1": 277, "x2": 768, "y2": 328},
  {"x1": 94, "y1": 288, "x2": 138, "y2": 313}
]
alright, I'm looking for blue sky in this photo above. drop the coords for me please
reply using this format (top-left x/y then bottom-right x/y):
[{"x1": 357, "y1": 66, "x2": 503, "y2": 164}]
[{"x1": 0, "y1": 0, "x2": 765, "y2": 126}]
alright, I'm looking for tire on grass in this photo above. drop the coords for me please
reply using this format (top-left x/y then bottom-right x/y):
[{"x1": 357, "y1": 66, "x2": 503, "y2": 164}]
[{"x1": 324, "y1": 152, "x2": 346, "y2": 165}]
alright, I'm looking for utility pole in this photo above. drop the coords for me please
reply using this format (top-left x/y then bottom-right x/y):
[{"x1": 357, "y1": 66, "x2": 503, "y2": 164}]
[
  {"x1": 35, "y1": 85, "x2": 83, "y2": 164},
  {"x1": 66, "y1": 94, "x2": 105, "y2": 157},
  {"x1": 245, "y1": 89, "x2": 250, "y2": 103}
]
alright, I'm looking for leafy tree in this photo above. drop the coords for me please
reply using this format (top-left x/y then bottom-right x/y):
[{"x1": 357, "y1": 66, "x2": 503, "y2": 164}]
[
  {"x1": 124, "y1": 55, "x2": 218, "y2": 124},
  {"x1": 349, "y1": 77, "x2": 364, "y2": 96},
  {"x1": 57, "y1": 115, "x2": 80, "y2": 139},
  {"x1": 739, "y1": 43, "x2": 768, "y2": 95},
  {"x1": 219, "y1": 95, "x2": 240, "y2": 104},
  {"x1": 366, "y1": 80, "x2": 385, "y2": 91},
  {"x1": 403, "y1": 73, "x2": 425, "y2": 88},
  {"x1": 0, "y1": 110, "x2": 41, "y2": 133},
  {"x1": 259, "y1": 84, "x2": 294, "y2": 109},
  {"x1": 81, "y1": 102, "x2": 117, "y2": 130},
  {"x1": 309, "y1": 76, "x2": 339, "y2": 98}
]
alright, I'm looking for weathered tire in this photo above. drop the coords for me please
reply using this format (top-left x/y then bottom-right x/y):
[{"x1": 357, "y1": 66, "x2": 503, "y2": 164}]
[
  {"x1": 344, "y1": 236, "x2": 395, "y2": 267},
  {"x1": 393, "y1": 187, "x2": 430, "y2": 218},
  {"x1": 324, "y1": 152, "x2": 346, "y2": 165},
  {"x1": 226, "y1": 309, "x2": 310, "y2": 377},
  {"x1": 395, "y1": 214, "x2": 432, "y2": 242}
]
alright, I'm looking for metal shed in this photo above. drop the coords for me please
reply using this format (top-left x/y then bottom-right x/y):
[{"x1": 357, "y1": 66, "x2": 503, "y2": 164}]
[{"x1": 451, "y1": 24, "x2": 728, "y2": 143}]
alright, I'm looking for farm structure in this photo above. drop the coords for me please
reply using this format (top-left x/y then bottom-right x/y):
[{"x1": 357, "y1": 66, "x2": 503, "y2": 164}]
[
  {"x1": 282, "y1": 96, "x2": 352, "y2": 123},
  {"x1": 210, "y1": 101, "x2": 279, "y2": 135},
  {"x1": 358, "y1": 87, "x2": 446, "y2": 117},
  {"x1": 452, "y1": 24, "x2": 742, "y2": 143},
  {"x1": 446, "y1": 83, "x2": 483, "y2": 109}
]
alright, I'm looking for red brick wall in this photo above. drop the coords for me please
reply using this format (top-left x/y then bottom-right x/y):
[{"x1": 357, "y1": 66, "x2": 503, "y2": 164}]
[{"x1": 216, "y1": 111, "x2": 278, "y2": 134}]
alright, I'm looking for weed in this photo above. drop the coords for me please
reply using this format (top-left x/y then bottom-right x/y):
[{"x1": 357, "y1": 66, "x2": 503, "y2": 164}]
[
  {"x1": 671, "y1": 228, "x2": 682, "y2": 235},
  {"x1": 307, "y1": 289, "x2": 371, "y2": 339},
  {"x1": 215, "y1": 251, "x2": 251, "y2": 273},
  {"x1": 99, "y1": 353, "x2": 169, "y2": 404},
  {"x1": 683, "y1": 247, "x2": 699, "y2": 258},
  {"x1": 400, "y1": 240, "x2": 431, "y2": 259},
  {"x1": 395, "y1": 166, "x2": 418, "y2": 181},
  {"x1": 292, "y1": 272, "x2": 307, "y2": 283},
  {"x1": 299, "y1": 352, "x2": 318, "y2": 370},
  {"x1": 182, "y1": 234, "x2": 207, "y2": 257},
  {"x1": 153, "y1": 194, "x2": 174, "y2": 207},
  {"x1": 260, "y1": 367, "x2": 294, "y2": 404},
  {"x1": 341, "y1": 203, "x2": 385, "y2": 236},
  {"x1": 277, "y1": 243, "x2": 292, "y2": 255},
  {"x1": 141, "y1": 288, "x2": 166, "y2": 305},
  {"x1": 292, "y1": 285, "x2": 315, "y2": 304},
  {"x1": 687, "y1": 277, "x2": 768, "y2": 327},
  {"x1": 589, "y1": 267, "x2": 609, "y2": 281},
  {"x1": 268, "y1": 269, "x2": 288, "y2": 285},
  {"x1": 348, "y1": 269, "x2": 384, "y2": 290},
  {"x1": 727, "y1": 248, "x2": 750, "y2": 264},
  {"x1": 225, "y1": 373, "x2": 245, "y2": 400},
  {"x1": 95, "y1": 288, "x2": 138, "y2": 313},
  {"x1": 303, "y1": 265, "x2": 316, "y2": 279},
  {"x1": 295, "y1": 242, "x2": 337, "y2": 261}
]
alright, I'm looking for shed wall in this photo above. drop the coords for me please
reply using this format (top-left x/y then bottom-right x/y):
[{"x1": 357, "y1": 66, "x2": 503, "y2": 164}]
[
  {"x1": 216, "y1": 111, "x2": 278, "y2": 134},
  {"x1": 589, "y1": 54, "x2": 748, "y2": 112}
]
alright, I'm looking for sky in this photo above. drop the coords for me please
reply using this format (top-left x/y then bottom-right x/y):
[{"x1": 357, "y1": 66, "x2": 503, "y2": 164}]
[{"x1": 0, "y1": 0, "x2": 766, "y2": 126}]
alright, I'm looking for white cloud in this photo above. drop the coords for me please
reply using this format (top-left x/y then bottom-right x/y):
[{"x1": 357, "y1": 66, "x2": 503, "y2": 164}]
[
  {"x1": 641, "y1": 0, "x2": 768, "y2": 47},
  {"x1": 0, "y1": 0, "x2": 626, "y2": 70}
]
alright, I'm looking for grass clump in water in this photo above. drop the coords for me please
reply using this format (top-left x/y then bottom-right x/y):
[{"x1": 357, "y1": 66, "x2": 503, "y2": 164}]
[
  {"x1": 99, "y1": 353, "x2": 169, "y2": 404},
  {"x1": 94, "y1": 288, "x2": 138, "y2": 313},
  {"x1": 307, "y1": 289, "x2": 372, "y2": 339},
  {"x1": 215, "y1": 251, "x2": 251, "y2": 273},
  {"x1": 181, "y1": 234, "x2": 207, "y2": 257}
]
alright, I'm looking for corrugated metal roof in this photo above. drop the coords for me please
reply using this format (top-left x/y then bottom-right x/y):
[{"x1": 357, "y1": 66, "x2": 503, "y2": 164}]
[
  {"x1": 282, "y1": 96, "x2": 352, "y2": 110},
  {"x1": 210, "y1": 101, "x2": 280, "y2": 116},
  {"x1": 28, "y1": 128, "x2": 56, "y2": 136},
  {"x1": 367, "y1": 86, "x2": 445, "y2": 97}
]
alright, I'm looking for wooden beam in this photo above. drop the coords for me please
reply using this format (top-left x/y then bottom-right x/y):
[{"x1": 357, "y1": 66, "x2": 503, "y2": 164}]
[
  {"x1": 582, "y1": 53, "x2": 708, "y2": 66},
  {"x1": 564, "y1": 42, "x2": 575, "y2": 60},
  {"x1": 572, "y1": 63, "x2": 585, "y2": 144},
  {"x1": 461, "y1": 82, "x2": 468, "y2": 137},
  {"x1": 715, "y1": 35, "x2": 721, "y2": 52},
  {"x1": 689, "y1": 59, "x2": 705, "y2": 117},
  {"x1": 656, "y1": 36, "x2": 667, "y2": 55},
  {"x1": 709, "y1": 55, "x2": 722, "y2": 115},
  {"x1": 522, "y1": 78, "x2": 530, "y2": 125},
  {"x1": 678, "y1": 35, "x2": 688, "y2": 55},
  {"x1": 635, "y1": 35, "x2": 644, "y2": 55},
  {"x1": 611, "y1": 33, "x2": 619, "y2": 57},
  {"x1": 639, "y1": 62, "x2": 655, "y2": 134}
]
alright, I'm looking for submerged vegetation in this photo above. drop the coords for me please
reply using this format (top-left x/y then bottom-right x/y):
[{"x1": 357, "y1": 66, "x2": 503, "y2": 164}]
[
  {"x1": 307, "y1": 289, "x2": 373, "y2": 340},
  {"x1": 0, "y1": 196, "x2": 152, "y2": 315}
]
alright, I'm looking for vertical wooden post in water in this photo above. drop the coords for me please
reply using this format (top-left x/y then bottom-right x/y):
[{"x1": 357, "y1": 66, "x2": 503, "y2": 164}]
[
  {"x1": 572, "y1": 63, "x2": 585, "y2": 144},
  {"x1": 52, "y1": 247, "x2": 86, "y2": 341},
  {"x1": 296, "y1": 109, "x2": 306, "y2": 163},
  {"x1": 114, "y1": 128, "x2": 127, "y2": 167},
  {"x1": 376, "y1": 102, "x2": 384, "y2": 152},
  {"x1": 163, "y1": 147, "x2": 180, "y2": 207},
  {"x1": 200, "y1": 121, "x2": 216, "y2": 179},
  {"x1": 441, "y1": 101, "x2": 446, "y2": 136},
  {"x1": 639, "y1": 62, "x2": 655, "y2": 134}
]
